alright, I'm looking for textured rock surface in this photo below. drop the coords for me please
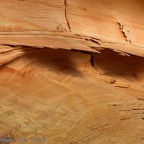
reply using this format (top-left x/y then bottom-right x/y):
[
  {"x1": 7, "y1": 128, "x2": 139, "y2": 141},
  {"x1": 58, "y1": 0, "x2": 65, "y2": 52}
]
[{"x1": 0, "y1": 0, "x2": 144, "y2": 144}]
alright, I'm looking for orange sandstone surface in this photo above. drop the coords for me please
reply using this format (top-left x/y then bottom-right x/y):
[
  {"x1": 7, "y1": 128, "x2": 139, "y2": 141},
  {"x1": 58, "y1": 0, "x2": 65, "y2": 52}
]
[{"x1": 0, "y1": 0, "x2": 144, "y2": 144}]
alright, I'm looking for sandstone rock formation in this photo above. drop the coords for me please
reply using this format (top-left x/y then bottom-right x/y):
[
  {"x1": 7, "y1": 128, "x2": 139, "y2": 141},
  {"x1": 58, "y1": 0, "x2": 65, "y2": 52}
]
[{"x1": 0, "y1": 0, "x2": 144, "y2": 144}]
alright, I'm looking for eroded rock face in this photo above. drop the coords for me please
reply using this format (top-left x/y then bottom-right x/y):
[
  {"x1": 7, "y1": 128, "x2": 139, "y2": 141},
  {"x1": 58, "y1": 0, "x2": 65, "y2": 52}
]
[{"x1": 0, "y1": 0, "x2": 144, "y2": 144}]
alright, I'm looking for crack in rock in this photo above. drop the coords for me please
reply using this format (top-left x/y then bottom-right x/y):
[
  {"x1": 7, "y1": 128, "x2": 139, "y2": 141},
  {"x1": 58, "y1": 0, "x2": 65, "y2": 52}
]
[
  {"x1": 64, "y1": 0, "x2": 71, "y2": 31},
  {"x1": 117, "y1": 21, "x2": 132, "y2": 43}
]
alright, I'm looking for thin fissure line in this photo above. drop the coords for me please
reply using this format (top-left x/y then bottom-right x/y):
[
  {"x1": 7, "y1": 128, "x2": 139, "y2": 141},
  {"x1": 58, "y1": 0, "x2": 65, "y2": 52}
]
[{"x1": 64, "y1": 0, "x2": 71, "y2": 31}]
